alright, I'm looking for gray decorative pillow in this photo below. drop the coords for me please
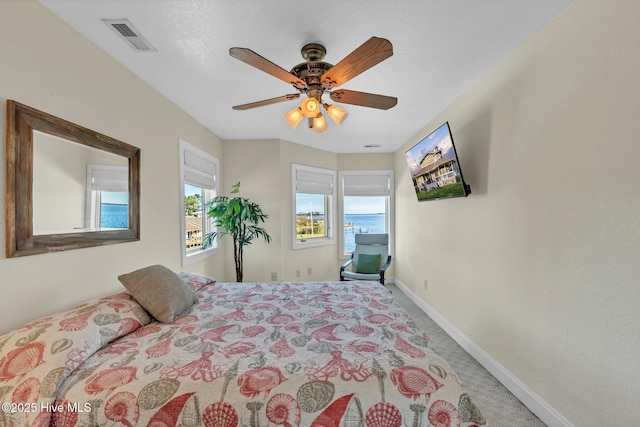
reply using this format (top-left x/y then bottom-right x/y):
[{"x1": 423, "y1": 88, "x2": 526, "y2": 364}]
[{"x1": 118, "y1": 265, "x2": 197, "y2": 323}]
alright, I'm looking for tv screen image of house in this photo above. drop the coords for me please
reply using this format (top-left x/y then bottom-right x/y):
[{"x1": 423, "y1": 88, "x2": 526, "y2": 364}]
[{"x1": 404, "y1": 121, "x2": 471, "y2": 202}]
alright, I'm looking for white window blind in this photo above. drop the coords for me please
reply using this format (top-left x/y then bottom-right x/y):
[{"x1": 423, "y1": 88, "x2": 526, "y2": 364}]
[
  {"x1": 184, "y1": 149, "x2": 217, "y2": 189},
  {"x1": 343, "y1": 174, "x2": 390, "y2": 196},
  {"x1": 295, "y1": 168, "x2": 334, "y2": 195},
  {"x1": 89, "y1": 165, "x2": 128, "y2": 192}
]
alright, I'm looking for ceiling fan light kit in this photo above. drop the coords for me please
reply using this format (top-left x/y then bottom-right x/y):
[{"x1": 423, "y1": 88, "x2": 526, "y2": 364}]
[
  {"x1": 300, "y1": 97, "x2": 321, "y2": 118},
  {"x1": 283, "y1": 107, "x2": 304, "y2": 129},
  {"x1": 311, "y1": 114, "x2": 328, "y2": 135},
  {"x1": 229, "y1": 36, "x2": 397, "y2": 135},
  {"x1": 323, "y1": 103, "x2": 348, "y2": 126}
]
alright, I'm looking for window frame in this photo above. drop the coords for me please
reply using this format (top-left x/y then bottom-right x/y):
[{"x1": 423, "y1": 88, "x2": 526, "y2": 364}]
[
  {"x1": 338, "y1": 170, "x2": 394, "y2": 259},
  {"x1": 291, "y1": 163, "x2": 336, "y2": 250},
  {"x1": 85, "y1": 164, "x2": 129, "y2": 230},
  {"x1": 179, "y1": 138, "x2": 220, "y2": 266}
]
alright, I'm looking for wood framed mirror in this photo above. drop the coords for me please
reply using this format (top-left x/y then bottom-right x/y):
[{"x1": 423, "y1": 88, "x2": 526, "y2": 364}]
[{"x1": 6, "y1": 100, "x2": 140, "y2": 257}]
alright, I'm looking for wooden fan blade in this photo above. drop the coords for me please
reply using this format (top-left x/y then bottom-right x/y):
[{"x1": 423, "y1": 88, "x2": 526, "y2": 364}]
[
  {"x1": 229, "y1": 47, "x2": 306, "y2": 89},
  {"x1": 330, "y1": 90, "x2": 397, "y2": 110},
  {"x1": 232, "y1": 93, "x2": 300, "y2": 110},
  {"x1": 321, "y1": 37, "x2": 393, "y2": 88}
]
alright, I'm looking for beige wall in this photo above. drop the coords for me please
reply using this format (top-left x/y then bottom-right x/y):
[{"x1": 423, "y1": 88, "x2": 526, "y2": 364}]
[
  {"x1": 338, "y1": 153, "x2": 394, "y2": 171},
  {"x1": 220, "y1": 141, "x2": 395, "y2": 283},
  {"x1": 33, "y1": 133, "x2": 91, "y2": 234},
  {"x1": 221, "y1": 138, "x2": 339, "y2": 283},
  {"x1": 219, "y1": 139, "x2": 283, "y2": 282},
  {"x1": 5, "y1": 0, "x2": 638, "y2": 424},
  {"x1": 0, "y1": 0, "x2": 225, "y2": 333},
  {"x1": 278, "y1": 140, "x2": 341, "y2": 281},
  {"x1": 393, "y1": 0, "x2": 640, "y2": 425}
]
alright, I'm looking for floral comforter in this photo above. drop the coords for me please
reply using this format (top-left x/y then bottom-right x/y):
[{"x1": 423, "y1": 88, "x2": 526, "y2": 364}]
[{"x1": 0, "y1": 277, "x2": 487, "y2": 427}]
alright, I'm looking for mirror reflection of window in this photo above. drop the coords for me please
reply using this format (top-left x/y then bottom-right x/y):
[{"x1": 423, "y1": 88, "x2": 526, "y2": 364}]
[
  {"x1": 32, "y1": 130, "x2": 129, "y2": 235},
  {"x1": 85, "y1": 165, "x2": 129, "y2": 230}
]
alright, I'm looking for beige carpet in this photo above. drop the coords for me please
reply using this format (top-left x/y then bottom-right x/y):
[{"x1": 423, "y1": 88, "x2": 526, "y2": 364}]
[{"x1": 388, "y1": 284, "x2": 547, "y2": 427}]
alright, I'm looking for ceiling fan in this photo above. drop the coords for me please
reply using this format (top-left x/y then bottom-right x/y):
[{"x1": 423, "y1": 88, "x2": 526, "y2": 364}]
[{"x1": 229, "y1": 36, "x2": 397, "y2": 134}]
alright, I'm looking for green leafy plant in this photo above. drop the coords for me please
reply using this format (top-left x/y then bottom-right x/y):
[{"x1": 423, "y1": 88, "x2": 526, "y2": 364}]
[
  {"x1": 184, "y1": 193, "x2": 202, "y2": 216},
  {"x1": 203, "y1": 182, "x2": 271, "y2": 282}
]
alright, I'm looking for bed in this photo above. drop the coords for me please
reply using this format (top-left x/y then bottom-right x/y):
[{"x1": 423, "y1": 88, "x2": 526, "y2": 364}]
[{"x1": 0, "y1": 268, "x2": 487, "y2": 427}]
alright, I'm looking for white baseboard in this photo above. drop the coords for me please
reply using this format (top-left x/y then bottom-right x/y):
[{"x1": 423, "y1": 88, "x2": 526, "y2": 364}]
[{"x1": 393, "y1": 279, "x2": 573, "y2": 427}]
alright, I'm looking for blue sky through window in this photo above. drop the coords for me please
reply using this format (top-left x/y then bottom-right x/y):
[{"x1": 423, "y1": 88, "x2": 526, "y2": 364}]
[
  {"x1": 344, "y1": 196, "x2": 385, "y2": 214},
  {"x1": 296, "y1": 194, "x2": 385, "y2": 214},
  {"x1": 185, "y1": 184, "x2": 202, "y2": 197},
  {"x1": 101, "y1": 191, "x2": 128, "y2": 205},
  {"x1": 296, "y1": 193, "x2": 325, "y2": 214}
]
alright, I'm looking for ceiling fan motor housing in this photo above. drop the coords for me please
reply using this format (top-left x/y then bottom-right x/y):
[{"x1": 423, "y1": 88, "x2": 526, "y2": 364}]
[
  {"x1": 301, "y1": 43, "x2": 326, "y2": 61},
  {"x1": 290, "y1": 43, "x2": 334, "y2": 97}
]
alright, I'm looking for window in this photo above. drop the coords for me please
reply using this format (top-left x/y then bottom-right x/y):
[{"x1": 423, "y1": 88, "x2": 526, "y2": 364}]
[
  {"x1": 85, "y1": 164, "x2": 129, "y2": 230},
  {"x1": 179, "y1": 139, "x2": 219, "y2": 266},
  {"x1": 292, "y1": 164, "x2": 336, "y2": 249},
  {"x1": 338, "y1": 170, "x2": 394, "y2": 258}
]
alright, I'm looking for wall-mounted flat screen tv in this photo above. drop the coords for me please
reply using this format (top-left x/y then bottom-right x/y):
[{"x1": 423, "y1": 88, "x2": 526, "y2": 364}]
[{"x1": 404, "y1": 121, "x2": 471, "y2": 202}]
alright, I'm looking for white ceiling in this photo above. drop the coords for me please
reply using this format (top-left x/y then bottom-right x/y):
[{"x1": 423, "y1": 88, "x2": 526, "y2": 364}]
[{"x1": 39, "y1": 0, "x2": 571, "y2": 154}]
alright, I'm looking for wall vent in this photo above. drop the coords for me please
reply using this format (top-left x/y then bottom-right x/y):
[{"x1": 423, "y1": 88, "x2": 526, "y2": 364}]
[{"x1": 102, "y1": 19, "x2": 157, "y2": 52}]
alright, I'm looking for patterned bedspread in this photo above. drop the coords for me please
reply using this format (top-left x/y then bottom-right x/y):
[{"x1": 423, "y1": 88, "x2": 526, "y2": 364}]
[{"x1": 0, "y1": 277, "x2": 487, "y2": 426}]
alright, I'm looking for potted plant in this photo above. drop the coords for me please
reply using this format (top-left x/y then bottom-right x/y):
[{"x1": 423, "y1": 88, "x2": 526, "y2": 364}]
[{"x1": 203, "y1": 182, "x2": 271, "y2": 282}]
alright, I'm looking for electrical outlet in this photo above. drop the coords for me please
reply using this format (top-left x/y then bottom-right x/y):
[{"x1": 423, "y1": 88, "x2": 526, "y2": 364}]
[
  {"x1": 423, "y1": 279, "x2": 428, "y2": 290},
  {"x1": 307, "y1": 267, "x2": 312, "y2": 275},
  {"x1": 271, "y1": 272, "x2": 277, "y2": 281},
  {"x1": 295, "y1": 270, "x2": 300, "y2": 278}
]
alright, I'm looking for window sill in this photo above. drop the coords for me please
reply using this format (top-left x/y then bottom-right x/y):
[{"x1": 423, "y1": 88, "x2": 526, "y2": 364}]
[
  {"x1": 182, "y1": 245, "x2": 220, "y2": 266},
  {"x1": 293, "y1": 237, "x2": 335, "y2": 250}
]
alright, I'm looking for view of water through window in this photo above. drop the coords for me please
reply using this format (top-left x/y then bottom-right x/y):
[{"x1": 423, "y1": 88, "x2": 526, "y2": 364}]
[
  {"x1": 343, "y1": 196, "x2": 387, "y2": 253},
  {"x1": 100, "y1": 203, "x2": 128, "y2": 228},
  {"x1": 344, "y1": 213, "x2": 386, "y2": 252},
  {"x1": 99, "y1": 191, "x2": 128, "y2": 229}
]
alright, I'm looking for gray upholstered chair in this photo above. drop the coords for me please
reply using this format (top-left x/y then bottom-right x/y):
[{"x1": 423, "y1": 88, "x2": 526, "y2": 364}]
[{"x1": 340, "y1": 233, "x2": 392, "y2": 285}]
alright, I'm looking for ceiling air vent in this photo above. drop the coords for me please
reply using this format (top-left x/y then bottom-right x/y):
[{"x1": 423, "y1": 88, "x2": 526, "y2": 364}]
[{"x1": 102, "y1": 19, "x2": 157, "y2": 52}]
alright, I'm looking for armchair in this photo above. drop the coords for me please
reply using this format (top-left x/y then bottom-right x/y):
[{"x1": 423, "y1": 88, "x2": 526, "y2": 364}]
[{"x1": 340, "y1": 233, "x2": 392, "y2": 285}]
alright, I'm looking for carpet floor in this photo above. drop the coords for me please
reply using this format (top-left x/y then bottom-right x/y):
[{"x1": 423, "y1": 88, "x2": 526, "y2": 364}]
[{"x1": 388, "y1": 283, "x2": 547, "y2": 427}]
